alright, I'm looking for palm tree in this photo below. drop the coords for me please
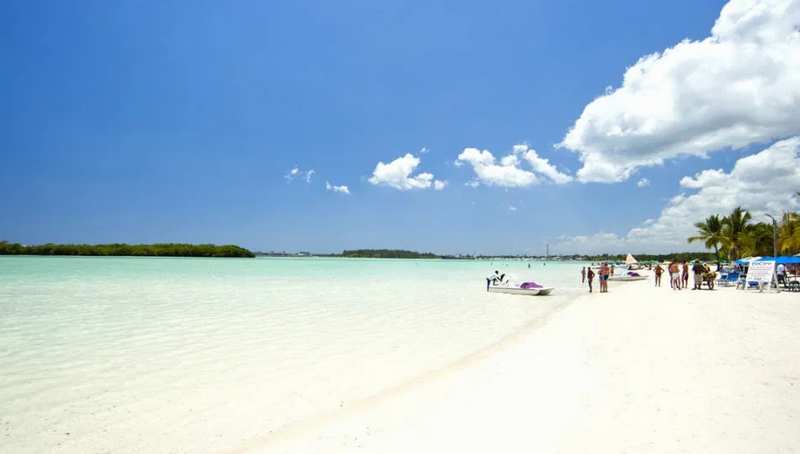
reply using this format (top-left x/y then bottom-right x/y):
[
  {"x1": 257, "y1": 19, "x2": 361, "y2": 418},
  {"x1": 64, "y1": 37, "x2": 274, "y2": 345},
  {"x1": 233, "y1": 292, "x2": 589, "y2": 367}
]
[
  {"x1": 688, "y1": 214, "x2": 724, "y2": 263},
  {"x1": 779, "y1": 212, "x2": 800, "y2": 255},
  {"x1": 721, "y1": 207, "x2": 753, "y2": 260},
  {"x1": 744, "y1": 222, "x2": 774, "y2": 257}
]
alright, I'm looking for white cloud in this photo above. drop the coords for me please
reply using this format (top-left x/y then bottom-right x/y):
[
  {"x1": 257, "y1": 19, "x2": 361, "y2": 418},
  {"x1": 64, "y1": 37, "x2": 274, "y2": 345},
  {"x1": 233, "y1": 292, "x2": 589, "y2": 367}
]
[
  {"x1": 555, "y1": 137, "x2": 800, "y2": 253},
  {"x1": 285, "y1": 166, "x2": 315, "y2": 183},
  {"x1": 325, "y1": 181, "x2": 350, "y2": 195},
  {"x1": 515, "y1": 145, "x2": 574, "y2": 184},
  {"x1": 509, "y1": 205, "x2": 518, "y2": 212},
  {"x1": 456, "y1": 145, "x2": 572, "y2": 187},
  {"x1": 559, "y1": 0, "x2": 800, "y2": 182},
  {"x1": 637, "y1": 178, "x2": 651, "y2": 188},
  {"x1": 368, "y1": 153, "x2": 444, "y2": 191}
]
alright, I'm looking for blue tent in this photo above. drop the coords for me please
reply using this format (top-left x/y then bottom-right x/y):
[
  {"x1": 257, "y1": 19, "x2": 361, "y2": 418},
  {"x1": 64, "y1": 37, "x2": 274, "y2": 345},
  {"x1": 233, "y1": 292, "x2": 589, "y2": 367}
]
[{"x1": 736, "y1": 256, "x2": 800, "y2": 264}]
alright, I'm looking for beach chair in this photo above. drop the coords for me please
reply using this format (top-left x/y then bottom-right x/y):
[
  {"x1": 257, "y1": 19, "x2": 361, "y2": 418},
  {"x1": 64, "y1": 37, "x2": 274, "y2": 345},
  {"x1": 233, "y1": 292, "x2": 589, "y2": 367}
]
[
  {"x1": 717, "y1": 271, "x2": 739, "y2": 287},
  {"x1": 735, "y1": 275, "x2": 761, "y2": 290}
]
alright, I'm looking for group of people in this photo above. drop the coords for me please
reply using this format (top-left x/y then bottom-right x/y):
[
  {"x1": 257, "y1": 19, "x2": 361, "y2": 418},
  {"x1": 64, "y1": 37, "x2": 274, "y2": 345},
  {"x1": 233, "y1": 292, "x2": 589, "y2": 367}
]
[
  {"x1": 652, "y1": 260, "x2": 714, "y2": 290},
  {"x1": 580, "y1": 263, "x2": 610, "y2": 293}
]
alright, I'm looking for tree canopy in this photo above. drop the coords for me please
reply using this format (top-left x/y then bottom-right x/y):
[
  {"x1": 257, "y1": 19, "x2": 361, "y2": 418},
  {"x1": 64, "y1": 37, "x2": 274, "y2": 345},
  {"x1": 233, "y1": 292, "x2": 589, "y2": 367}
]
[
  {"x1": 687, "y1": 207, "x2": 800, "y2": 260},
  {"x1": 341, "y1": 249, "x2": 439, "y2": 259},
  {"x1": 0, "y1": 242, "x2": 255, "y2": 258}
]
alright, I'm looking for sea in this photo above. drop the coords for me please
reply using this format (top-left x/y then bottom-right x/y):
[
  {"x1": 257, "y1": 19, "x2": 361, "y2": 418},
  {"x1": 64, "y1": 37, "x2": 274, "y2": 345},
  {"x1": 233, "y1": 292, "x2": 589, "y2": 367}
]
[{"x1": 0, "y1": 256, "x2": 585, "y2": 453}]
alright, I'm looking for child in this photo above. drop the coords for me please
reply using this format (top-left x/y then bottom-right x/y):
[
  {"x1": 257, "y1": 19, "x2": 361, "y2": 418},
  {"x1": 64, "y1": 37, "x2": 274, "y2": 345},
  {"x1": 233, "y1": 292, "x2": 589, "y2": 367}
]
[{"x1": 587, "y1": 267, "x2": 595, "y2": 293}]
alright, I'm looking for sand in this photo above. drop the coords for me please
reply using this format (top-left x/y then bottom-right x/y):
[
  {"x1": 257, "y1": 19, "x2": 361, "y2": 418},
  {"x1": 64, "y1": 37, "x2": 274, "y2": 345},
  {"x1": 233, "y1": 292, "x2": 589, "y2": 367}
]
[{"x1": 250, "y1": 279, "x2": 800, "y2": 454}]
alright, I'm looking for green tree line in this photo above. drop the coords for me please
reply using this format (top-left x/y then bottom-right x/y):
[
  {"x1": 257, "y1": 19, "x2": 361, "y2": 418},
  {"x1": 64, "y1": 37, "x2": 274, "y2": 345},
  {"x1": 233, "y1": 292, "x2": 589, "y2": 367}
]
[
  {"x1": 341, "y1": 249, "x2": 439, "y2": 259},
  {"x1": 688, "y1": 207, "x2": 800, "y2": 261},
  {"x1": 0, "y1": 242, "x2": 255, "y2": 258}
]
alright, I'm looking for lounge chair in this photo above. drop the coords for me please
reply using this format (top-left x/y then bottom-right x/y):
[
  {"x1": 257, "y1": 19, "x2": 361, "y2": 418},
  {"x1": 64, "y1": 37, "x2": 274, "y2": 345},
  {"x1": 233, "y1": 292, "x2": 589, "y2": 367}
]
[{"x1": 717, "y1": 271, "x2": 739, "y2": 287}]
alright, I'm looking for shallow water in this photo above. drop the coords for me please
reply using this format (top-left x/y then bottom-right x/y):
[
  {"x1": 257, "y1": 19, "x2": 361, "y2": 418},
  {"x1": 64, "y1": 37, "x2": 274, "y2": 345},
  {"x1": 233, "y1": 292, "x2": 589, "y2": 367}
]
[{"x1": 0, "y1": 256, "x2": 584, "y2": 452}]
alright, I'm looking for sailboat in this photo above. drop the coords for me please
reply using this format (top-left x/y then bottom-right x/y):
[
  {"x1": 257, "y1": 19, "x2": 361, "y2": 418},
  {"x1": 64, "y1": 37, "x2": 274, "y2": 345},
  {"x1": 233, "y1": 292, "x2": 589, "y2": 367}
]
[{"x1": 608, "y1": 253, "x2": 647, "y2": 281}]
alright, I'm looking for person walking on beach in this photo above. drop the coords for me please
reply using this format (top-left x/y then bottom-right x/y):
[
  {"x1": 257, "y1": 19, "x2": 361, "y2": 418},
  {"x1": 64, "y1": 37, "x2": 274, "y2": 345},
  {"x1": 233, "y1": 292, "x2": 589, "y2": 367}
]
[
  {"x1": 681, "y1": 261, "x2": 689, "y2": 289},
  {"x1": 580, "y1": 267, "x2": 586, "y2": 284},
  {"x1": 587, "y1": 267, "x2": 595, "y2": 293},
  {"x1": 654, "y1": 263, "x2": 664, "y2": 287},
  {"x1": 692, "y1": 260, "x2": 705, "y2": 290}
]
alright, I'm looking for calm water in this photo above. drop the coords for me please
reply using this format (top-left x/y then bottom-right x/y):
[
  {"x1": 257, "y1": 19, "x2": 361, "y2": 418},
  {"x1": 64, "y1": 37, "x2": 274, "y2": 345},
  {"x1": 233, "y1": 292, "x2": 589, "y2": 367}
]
[{"x1": 0, "y1": 256, "x2": 583, "y2": 452}]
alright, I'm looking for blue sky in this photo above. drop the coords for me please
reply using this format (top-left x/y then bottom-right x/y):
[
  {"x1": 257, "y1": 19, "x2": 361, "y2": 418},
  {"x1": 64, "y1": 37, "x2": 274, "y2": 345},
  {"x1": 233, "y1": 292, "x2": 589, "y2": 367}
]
[{"x1": 3, "y1": 0, "x2": 799, "y2": 254}]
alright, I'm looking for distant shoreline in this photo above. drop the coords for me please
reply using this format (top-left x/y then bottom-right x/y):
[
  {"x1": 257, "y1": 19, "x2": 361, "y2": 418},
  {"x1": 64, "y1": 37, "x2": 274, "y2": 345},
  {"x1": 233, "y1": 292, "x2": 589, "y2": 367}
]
[
  {"x1": 0, "y1": 242, "x2": 255, "y2": 258},
  {"x1": 255, "y1": 249, "x2": 720, "y2": 262}
]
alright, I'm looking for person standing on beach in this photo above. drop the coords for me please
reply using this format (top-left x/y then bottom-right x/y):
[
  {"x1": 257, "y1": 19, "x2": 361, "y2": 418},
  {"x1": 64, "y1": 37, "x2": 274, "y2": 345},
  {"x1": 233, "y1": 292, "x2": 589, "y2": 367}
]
[
  {"x1": 581, "y1": 267, "x2": 586, "y2": 284},
  {"x1": 667, "y1": 261, "x2": 673, "y2": 289},
  {"x1": 777, "y1": 263, "x2": 786, "y2": 287},
  {"x1": 669, "y1": 261, "x2": 681, "y2": 290},
  {"x1": 654, "y1": 264, "x2": 663, "y2": 287},
  {"x1": 692, "y1": 260, "x2": 705, "y2": 290},
  {"x1": 587, "y1": 267, "x2": 595, "y2": 293},
  {"x1": 599, "y1": 262, "x2": 610, "y2": 293},
  {"x1": 681, "y1": 261, "x2": 689, "y2": 289}
]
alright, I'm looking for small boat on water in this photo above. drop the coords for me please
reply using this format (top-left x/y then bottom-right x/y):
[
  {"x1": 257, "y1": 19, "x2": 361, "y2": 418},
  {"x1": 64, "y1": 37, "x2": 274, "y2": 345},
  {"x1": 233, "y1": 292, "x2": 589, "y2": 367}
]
[
  {"x1": 486, "y1": 273, "x2": 554, "y2": 296},
  {"x1": 487, "y1": 285, "x2": 554, "y2": 296},
  {"x1": 608, "y1": 274, "x2": 648, "y2": 282},
  {"x1": 608, "y1": 269, "x2": 648, "y2": 281}
]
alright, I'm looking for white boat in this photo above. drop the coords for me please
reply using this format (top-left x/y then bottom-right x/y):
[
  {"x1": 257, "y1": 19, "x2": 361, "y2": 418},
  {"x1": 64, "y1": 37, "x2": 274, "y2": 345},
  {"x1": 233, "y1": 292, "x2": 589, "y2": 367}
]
[
  {"x1": 608, "y1": 275, "x2": 648, "y2": 282},
  {"x1": 487, "y1": 286, "x2": 554, "y2": 296}
]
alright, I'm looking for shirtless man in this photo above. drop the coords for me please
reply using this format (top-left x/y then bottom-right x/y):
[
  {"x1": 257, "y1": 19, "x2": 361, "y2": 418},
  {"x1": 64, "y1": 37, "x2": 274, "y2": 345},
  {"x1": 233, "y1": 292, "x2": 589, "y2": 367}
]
[
  {"x1": 654, "y1": 263, "x2": 664, "y2": 287},
  {"x1": 669, "y1": 261, "x2": 681, "y2": 290},
  {"x1": 599, "y1": 262, "x2": 610, "y2": 293}
]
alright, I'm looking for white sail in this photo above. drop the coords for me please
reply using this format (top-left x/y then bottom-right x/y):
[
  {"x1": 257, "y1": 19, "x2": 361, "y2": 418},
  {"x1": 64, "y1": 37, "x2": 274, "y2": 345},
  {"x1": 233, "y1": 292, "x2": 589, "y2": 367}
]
[{"x1": 625, "y1": 253, "x2": 638, "y2": 265}]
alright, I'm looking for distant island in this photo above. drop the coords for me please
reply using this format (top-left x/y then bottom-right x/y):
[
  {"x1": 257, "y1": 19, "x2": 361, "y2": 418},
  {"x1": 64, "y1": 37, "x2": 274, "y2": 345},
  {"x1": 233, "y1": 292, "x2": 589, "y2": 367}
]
[
  {"x1": 0, "y1": 241, "x2": 255, "y2": 258},
  {"x1": 341, "y1": 249, "x2": 439, "y2": 259}
]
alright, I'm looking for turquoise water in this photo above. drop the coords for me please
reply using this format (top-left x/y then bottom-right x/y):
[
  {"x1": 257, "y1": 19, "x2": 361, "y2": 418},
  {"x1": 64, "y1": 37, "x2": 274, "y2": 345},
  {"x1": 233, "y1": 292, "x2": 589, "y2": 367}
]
[{"x1": 0, "y1": 256, "x2": 583, "y2": 452}]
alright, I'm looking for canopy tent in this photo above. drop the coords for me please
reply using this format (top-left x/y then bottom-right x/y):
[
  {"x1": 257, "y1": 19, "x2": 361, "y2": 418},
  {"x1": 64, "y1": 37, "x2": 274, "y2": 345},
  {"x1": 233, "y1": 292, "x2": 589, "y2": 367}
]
[
  {"x1": 625, "y1": 254, "x2": 638, "y2": 265},
  {"x1": 735, "y1": 257, "x2": 761, "y2": 265},
  {"x1": 736, "y1": 256, "x2": 800, "y2": 265}
]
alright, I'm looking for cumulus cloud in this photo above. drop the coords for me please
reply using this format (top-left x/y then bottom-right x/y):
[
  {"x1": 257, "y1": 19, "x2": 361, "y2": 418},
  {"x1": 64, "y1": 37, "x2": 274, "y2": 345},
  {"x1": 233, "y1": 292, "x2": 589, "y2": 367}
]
[
  {"x1": 559, "y1": 0, "x2": 800, "y2": 182},
  {"x1": 637, "y1": 178, "x2": 651, "y2": 188},
  {"x1": 285, "y1": 166, "x2": 315, "y2": 183},
  {"x1": 456, "y1": 145, "x2": 572, "y2": 187},
  {"x1": 325, "y1": 181, "x2": 350, "y2": 195},
  {"x1": 368, "y1": 153, "x2": 445, "y2": 191},
  {"x1": 515, "y1": 145, "x2": 574, "y2": 184},
  {"x1": 555, "y1": 137, "x2": 800, "y2": 253}
]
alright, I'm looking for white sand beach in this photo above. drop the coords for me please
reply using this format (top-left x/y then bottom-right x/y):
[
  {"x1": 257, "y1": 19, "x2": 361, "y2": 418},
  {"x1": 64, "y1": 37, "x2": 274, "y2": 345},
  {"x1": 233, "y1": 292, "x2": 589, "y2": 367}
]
[{"x1": 257, "y1": 280, "x2": 800, "y2": 454}]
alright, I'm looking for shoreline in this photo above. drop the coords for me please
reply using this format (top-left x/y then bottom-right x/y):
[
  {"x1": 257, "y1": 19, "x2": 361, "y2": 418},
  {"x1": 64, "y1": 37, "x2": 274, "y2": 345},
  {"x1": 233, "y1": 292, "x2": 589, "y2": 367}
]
[{"x1": 257, "y1": 280, "x2": 800, "y2": 453}]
